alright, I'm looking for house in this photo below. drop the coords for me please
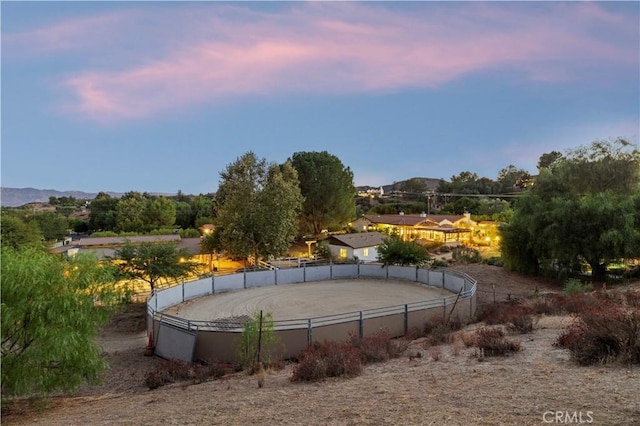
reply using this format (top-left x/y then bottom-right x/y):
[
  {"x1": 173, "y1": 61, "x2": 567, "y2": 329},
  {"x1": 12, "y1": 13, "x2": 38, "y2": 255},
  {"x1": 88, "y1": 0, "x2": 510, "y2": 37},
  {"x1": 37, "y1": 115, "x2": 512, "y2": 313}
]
[
  {"x1": 350, "y1": 213, "x2": 475, "y2": 245},
  {"x1": 326, "y1": 231, "x2": 386, "y2": 262}
]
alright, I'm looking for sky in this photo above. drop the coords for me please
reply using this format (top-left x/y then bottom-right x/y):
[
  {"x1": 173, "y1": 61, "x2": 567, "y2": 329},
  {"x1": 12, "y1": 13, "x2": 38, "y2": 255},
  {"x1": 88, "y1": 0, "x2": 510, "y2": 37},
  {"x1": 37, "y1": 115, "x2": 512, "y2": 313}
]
[{"x1": 2, "y1": 1, "x2": 638, "y2": 195}]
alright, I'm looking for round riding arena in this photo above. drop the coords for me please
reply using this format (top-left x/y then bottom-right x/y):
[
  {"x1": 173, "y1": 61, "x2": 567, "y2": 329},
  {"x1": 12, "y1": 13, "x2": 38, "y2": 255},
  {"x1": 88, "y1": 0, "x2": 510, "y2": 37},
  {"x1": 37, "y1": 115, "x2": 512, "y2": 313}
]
[
  {"x1": 163, "y1": 279, "x2": 454, "y2": 322},
  {"x1": 147, "y1": 265, "x2": 478, "y2": 363}
]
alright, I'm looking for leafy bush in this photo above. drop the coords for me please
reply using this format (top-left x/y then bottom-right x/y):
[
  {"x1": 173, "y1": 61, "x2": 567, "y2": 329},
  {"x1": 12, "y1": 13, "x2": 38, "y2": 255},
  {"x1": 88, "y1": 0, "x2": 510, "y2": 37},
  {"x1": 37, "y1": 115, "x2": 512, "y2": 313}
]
[
  {"x1": 291, "y1": 341, "x2": 362, "y2": 382},
  {"x1": 149, "y1": 228, "x2": 176, "y2": 235},
  {"x1": 90, "y1": 231, "x2": 120, "y2": 238},
  {"x1": 555, "y1": 306, "x2": 640, "y2": 366},
  {"x1": 452, "y1": 246, "x2": 481, "y2": 264},
  {"x1": 179, "y1": 228, "x2": 201, "y2": 238},
  {"x1": 483, "y1": 256, "x2": 503, "y2": 266},
  {"x1": 236, "y1": 311, "x2": 278, "y2": 373},
  {"x1": 469, "y1": 327, "x2": 521, "y2": 357},
  {"x1": 430, "y1": 259, "x2": 449, "y2": 268},
  {"x1": 563, "y1": 278, "x2": 593, "y2": 294}
]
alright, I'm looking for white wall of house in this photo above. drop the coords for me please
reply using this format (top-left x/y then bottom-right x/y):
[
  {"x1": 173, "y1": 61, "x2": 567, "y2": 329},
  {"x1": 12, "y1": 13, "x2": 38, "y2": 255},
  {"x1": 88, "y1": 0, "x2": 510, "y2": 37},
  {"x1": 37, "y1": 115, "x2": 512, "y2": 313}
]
[
  {"x1": 353, "y1": 246, "x2": 379, "y2": 262},
  {"x1": 328, "y1": 245, "x2": 379, "y2": 262}
]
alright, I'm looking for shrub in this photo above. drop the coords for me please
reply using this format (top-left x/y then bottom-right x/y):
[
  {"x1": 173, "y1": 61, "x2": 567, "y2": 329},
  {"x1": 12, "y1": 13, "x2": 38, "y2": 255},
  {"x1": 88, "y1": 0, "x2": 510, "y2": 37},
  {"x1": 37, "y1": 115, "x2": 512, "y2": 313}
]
[
  {"x1": 624, "y1": 289, "x2": 640, "y2": 308},
  {"x1": 554, "y1": 293, "x2": 601, "y2": 314},
  {"x1": 509, "y1": 311, "x2": 537, "y2": 334},
  {"x1": 291, "y1": 341, "x2": 362, "y2": 382},
  {"x1": 477, "y1": 301, "x2": 533, "y2": 326},
  {"x1": 555, "y1": 306, "x2": 640, "y2": 366},
  {"x1": 430, "y1": 259, "x2": 449, "y2": 268},
  {"x1": 429, "y1": 346, "x2": 442, "y2": 361},
  {"x1": 471, "y1": 327, "x2": 521, "y2": 357},
  {"x1": 236, "y1": 311, "x2": 278, "y2": 373},
  {"x1": 179, "y1": 228, "x2": 201, "y2": 238},
  {"x1": 530, "y1": 297, "x2": 562, "y2": 316},
  {"x1": 423, "y1": 317, "x2": 463, "y2": 345},
  {"x1": 144, "y1": 358, "x2": 228, "y2": 389},
  {"x1": 348, "y1": 330, "x2": 408, "y2": 363},
  {"x1": 563, "y1": 278, "x2": 593, "y2": 294},
  {"x1": 452, "y1": 246, "x2": 481, "y2": 264},
  {"x1": 484, "y1": 256, "x2": 504, "y2": 267}
]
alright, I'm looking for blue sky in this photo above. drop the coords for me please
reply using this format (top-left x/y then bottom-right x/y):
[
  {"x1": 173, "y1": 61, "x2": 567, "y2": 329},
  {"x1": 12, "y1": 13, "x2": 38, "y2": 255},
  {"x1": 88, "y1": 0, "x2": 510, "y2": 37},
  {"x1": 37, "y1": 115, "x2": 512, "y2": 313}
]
[{"x1": 2, "y1": 1, "x2": 638, "y2": 195}]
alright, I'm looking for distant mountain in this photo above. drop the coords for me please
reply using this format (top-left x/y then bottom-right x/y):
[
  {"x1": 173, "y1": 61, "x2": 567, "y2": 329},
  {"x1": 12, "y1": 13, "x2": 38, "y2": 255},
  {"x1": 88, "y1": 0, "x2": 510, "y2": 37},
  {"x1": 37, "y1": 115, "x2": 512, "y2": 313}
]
[{"x1": 0, "y1": 188, "x2": 122, "y2": 207}]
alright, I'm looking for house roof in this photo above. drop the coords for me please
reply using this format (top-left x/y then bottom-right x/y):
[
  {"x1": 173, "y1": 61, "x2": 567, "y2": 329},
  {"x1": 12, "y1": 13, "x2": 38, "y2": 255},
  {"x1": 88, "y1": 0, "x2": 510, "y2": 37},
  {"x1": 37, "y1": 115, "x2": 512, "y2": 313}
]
[
  {"x1": 328, "y1": 232, "x2": 386, "y2": 249},
  {"x1": 361, "y1": 214, "x2": 467, "y2": 227}
]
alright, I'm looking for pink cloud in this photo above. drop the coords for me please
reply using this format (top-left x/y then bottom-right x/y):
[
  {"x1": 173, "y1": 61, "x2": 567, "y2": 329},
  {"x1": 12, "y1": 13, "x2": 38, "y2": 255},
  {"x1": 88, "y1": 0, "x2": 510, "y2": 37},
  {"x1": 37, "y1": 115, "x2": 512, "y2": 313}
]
[{"x1": 7, "y1": 2, "x2": 637, "y2": 122}]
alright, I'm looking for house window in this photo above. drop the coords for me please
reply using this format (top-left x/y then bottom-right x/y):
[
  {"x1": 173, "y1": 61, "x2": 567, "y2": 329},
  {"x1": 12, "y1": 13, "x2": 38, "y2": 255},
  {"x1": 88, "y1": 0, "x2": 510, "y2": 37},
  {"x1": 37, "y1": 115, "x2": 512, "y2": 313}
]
[
  {"x1": 363, "y1": 248, "x2": 369, "y2": 257},
  {"x1": 339, "y1": 248, "x2": 347, "y2": 258}
]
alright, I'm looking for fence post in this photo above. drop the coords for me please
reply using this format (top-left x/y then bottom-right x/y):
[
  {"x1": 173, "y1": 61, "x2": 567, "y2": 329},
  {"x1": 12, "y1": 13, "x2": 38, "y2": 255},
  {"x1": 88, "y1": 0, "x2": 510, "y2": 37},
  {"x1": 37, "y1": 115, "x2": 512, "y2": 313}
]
[
  {"x1": 442, "y1": 298, "x2": 447, "y2": 320},
  {"x1": 404, "y1": 304, "x2": 409, "y2": 335},
  {"x1": 303, "y1": 263, "x2": 307, "y2": 283},
  {"x1": 330, "y1": 262, "x2": 333, "y2": 280},
  {"x1": 359, "y1": 311, "x2": 364, "y2": 338},
  {"x1": 307, "y1": 319, "x2": 312, "y2": 345},
  {"x1": 385, "y1": 265, "x2": 389, "y2": 280},
  {"x1": 442, "y1": 271, "x2": 445, "y2": 289},
  {"x1": 244, "y1": 270, "x2": 247, "y2": 289},
  {"x1": 211, "y1": 275, "x2": 215, "y2": 294},
  {"x1": 182, "y1": 283, "x2": 185, "y2": 302},
  {"x1": 415, "y1": 265, "x2": 419, "y2": 282},
  {"x1": 357, "y1": 262, "x2": 360, "y2": 278},
  {"x1": 275, "y1": 268, "x2": 278, "y2": 286}
]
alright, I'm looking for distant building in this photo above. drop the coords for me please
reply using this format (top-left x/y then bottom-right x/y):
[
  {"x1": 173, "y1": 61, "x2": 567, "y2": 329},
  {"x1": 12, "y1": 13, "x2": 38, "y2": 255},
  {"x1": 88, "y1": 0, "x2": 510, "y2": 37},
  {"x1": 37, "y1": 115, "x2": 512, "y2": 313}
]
[
  {"x1": 326, "y1": 231, "x2": 386, "y2": 262},
  {"x1": 351, "y1": 213, "x2": 475, "y2": 245}
]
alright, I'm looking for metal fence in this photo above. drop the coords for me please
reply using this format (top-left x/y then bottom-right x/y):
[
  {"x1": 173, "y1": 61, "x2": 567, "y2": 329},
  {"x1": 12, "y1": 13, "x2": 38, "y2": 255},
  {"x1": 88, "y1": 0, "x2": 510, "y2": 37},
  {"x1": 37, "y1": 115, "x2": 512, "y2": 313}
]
[{"x1": 147, "y1": 264, "x2": 477, "y2": 362}]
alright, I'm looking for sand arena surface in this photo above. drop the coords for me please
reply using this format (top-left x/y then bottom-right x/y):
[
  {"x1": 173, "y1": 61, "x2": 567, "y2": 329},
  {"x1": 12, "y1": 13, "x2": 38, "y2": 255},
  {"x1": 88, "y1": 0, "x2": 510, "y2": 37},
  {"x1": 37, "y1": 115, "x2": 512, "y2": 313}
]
[{"x1": 163, "y1": 279, "x2": 454, "y2": 321}]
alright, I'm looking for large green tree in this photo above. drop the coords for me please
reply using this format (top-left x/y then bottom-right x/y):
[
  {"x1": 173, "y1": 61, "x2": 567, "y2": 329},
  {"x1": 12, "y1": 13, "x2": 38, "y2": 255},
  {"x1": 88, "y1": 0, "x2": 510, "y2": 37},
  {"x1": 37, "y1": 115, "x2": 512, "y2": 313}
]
[
  {"x1": 1, "y1": 214, "x2": 43, "y2": 249},
  {"x1": 115, "y1": 192, "x2": 146, "y2": 232},
  {"x1": 290, "y1": 151, "x2": 355, "y2": 235},
  {"x1": 143, "y1": 196, "x2": 176, "y2": 230},
  {"x1": 29, "y1": 211, "x2": 69, "y2": 241},
  {"x1": 377, "y1": 234, "x2": 430, "y2": 266},
  {"x1": 501, "y1": 139, "x2": 640, "y2": 281},
  {"x1": 88, "y1": 192, "x2": 118, "y2": 232},
  {"x1": 216, "y1": 152, "x2": 303, "y2": 262},
  {"x1": 113, "y1": 242, "x2": 199, "y2": 292},
  {"x1": 497, "y1": 164, "x2": 531, "y2": 193},
  {"x1": 1, "y1": 247, "x2": 118, "y2": 396}
]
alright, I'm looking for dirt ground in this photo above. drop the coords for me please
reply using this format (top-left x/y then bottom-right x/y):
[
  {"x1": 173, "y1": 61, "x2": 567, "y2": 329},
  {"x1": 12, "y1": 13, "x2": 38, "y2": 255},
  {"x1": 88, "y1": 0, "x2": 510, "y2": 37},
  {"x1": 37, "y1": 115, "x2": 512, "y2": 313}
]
[
  {"x1": 164, "y1": 279, "x2": 454, "y2": 322},
  {"x1": 4, "y1": 264, "x2": 639, "y2": 425}
]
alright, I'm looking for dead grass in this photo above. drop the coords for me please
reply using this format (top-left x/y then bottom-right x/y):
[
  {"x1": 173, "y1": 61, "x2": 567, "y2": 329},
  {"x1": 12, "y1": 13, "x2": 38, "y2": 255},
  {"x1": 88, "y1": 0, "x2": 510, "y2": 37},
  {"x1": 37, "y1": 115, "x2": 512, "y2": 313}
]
[{"x1": 3, "y1": 265, "x2": 639, "y2": 425}]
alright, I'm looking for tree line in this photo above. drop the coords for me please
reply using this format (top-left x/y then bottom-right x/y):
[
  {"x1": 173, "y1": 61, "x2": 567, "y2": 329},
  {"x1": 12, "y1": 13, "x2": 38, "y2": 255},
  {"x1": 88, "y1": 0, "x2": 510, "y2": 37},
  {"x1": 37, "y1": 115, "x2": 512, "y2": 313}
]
[{"x1": 2, "y1": 140, "x2": 638, "y2": 399}]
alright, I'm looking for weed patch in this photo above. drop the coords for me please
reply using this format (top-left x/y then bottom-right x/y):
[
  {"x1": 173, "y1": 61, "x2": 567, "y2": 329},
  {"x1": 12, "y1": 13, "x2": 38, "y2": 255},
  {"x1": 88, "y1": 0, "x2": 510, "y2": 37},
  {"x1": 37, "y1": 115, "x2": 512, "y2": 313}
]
[
  {"x1": 348, "y1": 330, "x2": 408, "y2": 363},
  {"x1": 423, "y1": 317, "x2": 463, "y2": 346},
  {"x1": 291, "y1": 341, "x2": 362, "y2": 382},
  {"x1": 468, "y1": 327, "x2": 521, "y2": 357},
  {"x1": 555, "y1": 306, "x2": 640, "y2": 366},
  {"x1": 144, "y1": 358, "x2": 229, "y2": 390}
]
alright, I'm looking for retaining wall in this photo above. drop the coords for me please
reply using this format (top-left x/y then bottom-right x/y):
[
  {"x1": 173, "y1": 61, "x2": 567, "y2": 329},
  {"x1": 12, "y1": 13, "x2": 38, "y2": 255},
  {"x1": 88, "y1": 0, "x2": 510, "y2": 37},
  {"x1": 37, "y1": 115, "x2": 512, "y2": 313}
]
[{"x1": 147, "y1": 264, "x2": 477, "y2": 363}]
